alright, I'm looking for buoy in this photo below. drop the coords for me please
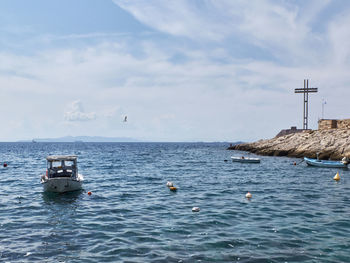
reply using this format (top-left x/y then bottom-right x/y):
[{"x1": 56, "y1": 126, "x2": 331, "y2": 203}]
[
  {"x1": 293, "y1": 162, "x2": 296, "y2": 165},
  {"x1": 3, "y1": 163, "x2": 7, "y2": 167},
  {"x1": 166, "y1": 181, "x2": 174, "y2": 187},
  {"x1": 88, "y1": 191, "x2": 92, "y2": 195},
  {"x1": 192, "y1": 207, "x2": 200, "y2": 212},
  {"x1": 169, "y1": 186, "x2": 177, "y2": 192},
  {"x1": 246, "y1": 192, "x2": 252, "y2": 199},
  {"x1": 224, "y1": 159, "x2": 228, "y2": 162},
  {"x1": 334, "y1": 172, "x2": 340, "y2": 181}
]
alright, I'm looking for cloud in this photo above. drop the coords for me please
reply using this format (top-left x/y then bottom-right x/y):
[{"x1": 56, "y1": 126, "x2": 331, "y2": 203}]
[
  {"x1": 113, "y1": 0, "x2": 220, "y2": 40},
  {"x1": 327, "y1": 12, "x2": 350, "y2": 66},
  {"x1": 2, "y1": 1, "x2": 350, "y2": 141},
  {"x1": 64, "y1": 100, "x2": 96, "y2": 122},
  {"x1": 112, "y1": 0, "x2": 333, "y2": 64}
]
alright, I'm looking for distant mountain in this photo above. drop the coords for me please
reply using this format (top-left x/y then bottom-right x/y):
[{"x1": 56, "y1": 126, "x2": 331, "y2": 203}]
[{"x1": 24, "y1": 136, "x2": 142, "y2": 142}]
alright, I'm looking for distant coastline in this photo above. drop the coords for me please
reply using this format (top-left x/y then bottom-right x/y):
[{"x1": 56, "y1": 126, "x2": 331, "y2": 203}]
[
  {"x1": 228, "y1": 129, "x2": 350, "y2": 160},
  {"x1": 15, "y1": 137, "x2": 237, "y2": 144},
  {"x1": 18, "y1": 136, "x2": 142, "y2": 143}
]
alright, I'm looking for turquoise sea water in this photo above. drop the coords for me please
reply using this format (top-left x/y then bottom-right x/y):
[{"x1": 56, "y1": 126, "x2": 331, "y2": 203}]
[{"x1": 0, "y1": 142, "x2": 349, "y2": 262}]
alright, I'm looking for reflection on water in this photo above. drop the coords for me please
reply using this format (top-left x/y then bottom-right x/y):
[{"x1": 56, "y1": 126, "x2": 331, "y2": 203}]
[
  {"x1": 39, "y1": 190, "x2": 83, "y2": 262},
  {"x1": 1, "y1": 142, "x2": 350, "y2": 262},
  {"x1": 42, "y1": 190, "x2": 84, "y2": 205}
]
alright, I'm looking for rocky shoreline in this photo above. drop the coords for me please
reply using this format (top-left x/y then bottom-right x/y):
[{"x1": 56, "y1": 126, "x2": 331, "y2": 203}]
[{"x1": 228, "y1": 129, "x2": 350, "y2": 160}]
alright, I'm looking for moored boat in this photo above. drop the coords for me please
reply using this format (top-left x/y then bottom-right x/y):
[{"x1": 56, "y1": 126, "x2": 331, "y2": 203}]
[
  {"x1": 231, "y1": 156, "x2": 261, "y2": 163},
  {"x1": 304, "y1": 157, "x2": 348, "y2": 168},
  {"x1": 40, "y1": 155, "x2": 84, "y2": 193}
]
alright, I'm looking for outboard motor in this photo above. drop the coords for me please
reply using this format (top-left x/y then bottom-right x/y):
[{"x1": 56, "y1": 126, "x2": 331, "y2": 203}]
[{"x1": 341, "y1": 157, "x2": 349, "y2": 165}]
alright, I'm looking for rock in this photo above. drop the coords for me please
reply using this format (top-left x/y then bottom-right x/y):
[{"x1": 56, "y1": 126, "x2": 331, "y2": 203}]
[{"x1": 228, "y1": 129, "x2": 350, "y2": 160}]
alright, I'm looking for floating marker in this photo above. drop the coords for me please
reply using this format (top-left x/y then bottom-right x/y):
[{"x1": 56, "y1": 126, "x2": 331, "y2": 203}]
[
  {"x1": 293, "y1": 162, "x2": 296, "y2": 165},
  {"x1": 166, "y1": 181, "x2": 174, "y2": 187},
  {"x1": 169, "y1": 186, "x2": 177, "y2": 192},
  {"x1": 192, "y1": 207, "x2": 200, "y2": 212},
  {"x1": 224, "y1": 159, "x2": 228, "y2": 162},
  {"x1": 88, "y1": 191, "x2": 92, "y2": 196},
  {"x1": 3, "y1": 163, "x2": 7, "y2": 167},
  {"x1": 334, "y1": 172, "x2": 340, "y2": 181},
  {"x1": 246, "y1": 192, "x2": 252, "y2": 199}
]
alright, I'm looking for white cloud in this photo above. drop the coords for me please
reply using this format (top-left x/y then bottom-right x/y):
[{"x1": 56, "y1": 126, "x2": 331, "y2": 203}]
[
  {"x1": 114, "y1": 0, "x2": 223, "y2": 40},
  {"x1": 1, "y1": 1, "x2": 350, "y2": 141},
  {"x1": 327, "y1": 13, "x2": 350, "y2": 66},
  {"x1": 112, "y1": 0, "x2": 333, "y2": 64},
  {"x1": 64, "y1": 100, "x2": 96, "y2": 122}
]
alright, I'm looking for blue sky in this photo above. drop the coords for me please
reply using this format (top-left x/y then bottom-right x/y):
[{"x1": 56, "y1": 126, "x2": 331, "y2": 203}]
[{"x1": 1, "y1": 0, "x2": 350, "y2": 141}]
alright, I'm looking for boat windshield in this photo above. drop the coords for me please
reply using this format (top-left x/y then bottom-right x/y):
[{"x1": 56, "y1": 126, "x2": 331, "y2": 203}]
[{"x1": 47, "y1": 160, "x2": 77, "y2": 178}]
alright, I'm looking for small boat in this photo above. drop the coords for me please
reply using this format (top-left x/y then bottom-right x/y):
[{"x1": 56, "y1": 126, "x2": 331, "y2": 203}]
[
  {"x1": 304, "y1": 157, "x2": 348, "y2": 168},
  {"x1": 231, "y1": 156, "x2": 260, "y2": 163},
  {"x1": 40, "y1": 155, "x2": 84, "y2": 193}
]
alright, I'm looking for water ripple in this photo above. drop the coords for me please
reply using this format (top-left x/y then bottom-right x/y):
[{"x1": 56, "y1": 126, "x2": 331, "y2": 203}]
[{"x1": 1, "y1": 142, "x2": 350, "y2": 262}]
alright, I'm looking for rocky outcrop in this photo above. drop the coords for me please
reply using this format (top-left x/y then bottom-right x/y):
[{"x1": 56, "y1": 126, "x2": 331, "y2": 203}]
[{"x1": 228, "y1": 129, "x2": 350, "y2": 160}]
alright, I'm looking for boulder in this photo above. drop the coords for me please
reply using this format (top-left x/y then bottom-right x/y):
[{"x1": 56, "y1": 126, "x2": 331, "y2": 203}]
[{"x1": 228, "y1": 129, "x2": 350, "y2": 160}]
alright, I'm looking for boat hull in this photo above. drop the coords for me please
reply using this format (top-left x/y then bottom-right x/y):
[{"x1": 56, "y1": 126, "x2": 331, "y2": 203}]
[
  {"x1": 231, "y1": 157, "x2": 260, "y2": 163},
  {"x1": 304, "y1": 157, "x2": 348, "y2": 168},
  {"x1": 41, "y1": 174, "x2": 84, "y2": 193}
]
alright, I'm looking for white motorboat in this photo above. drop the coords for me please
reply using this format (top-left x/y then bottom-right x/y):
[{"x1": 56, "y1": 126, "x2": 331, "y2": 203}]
[
  {"x1": 40, "y1": 155, "x2": 84, "y2": 193},
  {"x1": 231, "y1": 156, "x2": 261, "y2": 163}
]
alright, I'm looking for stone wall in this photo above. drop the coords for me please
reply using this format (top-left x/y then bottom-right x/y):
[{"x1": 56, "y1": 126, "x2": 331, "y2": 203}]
[
  {"x1": 318, "y1": 119, "x2": 350, "y2": 130},
  {"x1": 337, "y1": 119, "x2": 350, "y2": 129},
  {"x1": 276, "y1": 126, "x2": 304, "y2": 137}
]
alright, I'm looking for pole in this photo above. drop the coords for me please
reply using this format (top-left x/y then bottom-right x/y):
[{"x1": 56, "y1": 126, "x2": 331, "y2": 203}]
[
  {"x1": 322, "y1": 101, "x2": 324, "y2": 119},
  {"x1": 295, "y1": 79, "x2": 318, "y2": 130},
  {"x1": 322, "y1": 99, "x2": 326, "y2": 119},
  {"x1": 306, "y1": 79, "x2": 309, "y2": 130},
  {"x1": 303, "y1": 80, "x2": 305, "y2": 129}
]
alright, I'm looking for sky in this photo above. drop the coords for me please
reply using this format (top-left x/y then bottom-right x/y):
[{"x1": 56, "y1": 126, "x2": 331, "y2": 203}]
[{"x1": 1, "y1": 0, "x2": 350, "y2": 142}]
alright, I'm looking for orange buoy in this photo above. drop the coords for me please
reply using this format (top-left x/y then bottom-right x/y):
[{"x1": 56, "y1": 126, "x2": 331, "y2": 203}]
[
  {"x1": 88, "y1": 191, "x2": 92, "y2": 195},
  {"x1": 169, "y1": 186, "x2": 177, "y2": 192},
  {"x1": 246, "y1": 192, "x2": 252, "y2": 199},
  {"x1": 334, "y1": 172, "x2": 340, "y2": 181},
  {"x1": 3, "y1": 163, "x2": 7, "y2": 167}
]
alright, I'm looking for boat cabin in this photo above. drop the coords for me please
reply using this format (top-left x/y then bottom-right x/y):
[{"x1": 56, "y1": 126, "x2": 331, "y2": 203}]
[{"x1": 46, "y1": 155, "x2": 78, "y2": 179}]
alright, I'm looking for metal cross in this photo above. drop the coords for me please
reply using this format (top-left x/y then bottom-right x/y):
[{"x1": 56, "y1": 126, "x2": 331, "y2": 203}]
[{"x1": 294, "y1": 79, "x2": 318, "y2": 130}]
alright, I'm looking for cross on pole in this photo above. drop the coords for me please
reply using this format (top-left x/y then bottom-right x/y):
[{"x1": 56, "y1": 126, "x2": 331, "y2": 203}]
[{"x1": 294, "y1": 79, "x2": 318, "y2": 130}]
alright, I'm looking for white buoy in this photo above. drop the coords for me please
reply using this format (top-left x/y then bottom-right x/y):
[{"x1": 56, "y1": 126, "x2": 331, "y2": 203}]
[
  {"x1": 166, "y1": 181, "x2": 174, "y2": 187},
  {"x1": 192, "y1": 207, "x2": 200, "y2": 212},
  {"x1": 246, "y1": 192, "x2": 252, "y2": 199},
  {"x1": 334, "y1": 172, "x2": 340, "y2": 181}
]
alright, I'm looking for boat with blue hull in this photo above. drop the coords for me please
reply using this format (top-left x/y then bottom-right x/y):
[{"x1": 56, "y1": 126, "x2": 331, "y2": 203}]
[{"x1": 304, "y1": 157, "x2": 348, "y2": 168}]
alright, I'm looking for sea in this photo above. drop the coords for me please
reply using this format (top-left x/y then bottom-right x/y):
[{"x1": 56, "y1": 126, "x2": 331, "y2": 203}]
[{"x1": 0, "y1": 142, "x2": 349, "y2": 263}]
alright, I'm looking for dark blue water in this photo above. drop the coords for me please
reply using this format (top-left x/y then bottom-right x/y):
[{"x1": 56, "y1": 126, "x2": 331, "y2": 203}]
[{"x1": 1, "y1": 142, "x2": 350, "y2": 262}]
